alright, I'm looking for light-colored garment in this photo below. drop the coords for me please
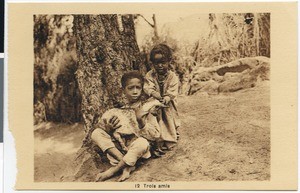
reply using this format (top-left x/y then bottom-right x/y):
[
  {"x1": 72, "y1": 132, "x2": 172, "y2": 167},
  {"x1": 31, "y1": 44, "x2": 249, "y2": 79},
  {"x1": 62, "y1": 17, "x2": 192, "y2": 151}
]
[
  {"x1": 91, "y1": 128, "x2": 151, "y2": 166},
  {"x1": 138, "y1": 99, "x2": 166, "y2": 141},
  {"x1": 122, "y1": 137, "x2": 151, "y2": 166},
  {"x1": 144, "y1": 70, "x2": 181, "y2": 144},
  {"x1": 91, "y1": 102, "x2": 152, "y2": 166},
  {"x1": 91, "y1": 99, "x2": 165, "y2": 166},
  {"x1": 99, "y1": 99, "x2": 165, "y2": 146}
]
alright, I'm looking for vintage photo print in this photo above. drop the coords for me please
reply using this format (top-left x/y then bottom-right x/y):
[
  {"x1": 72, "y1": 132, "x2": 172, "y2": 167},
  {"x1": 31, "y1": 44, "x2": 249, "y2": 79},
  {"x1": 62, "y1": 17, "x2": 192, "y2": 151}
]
[
  {"x1": 33, "y1": 13, "x2": 271, "y2": 182},
  {"x1": 8, "y1": 2, "x2": 297, "y2": 191}
]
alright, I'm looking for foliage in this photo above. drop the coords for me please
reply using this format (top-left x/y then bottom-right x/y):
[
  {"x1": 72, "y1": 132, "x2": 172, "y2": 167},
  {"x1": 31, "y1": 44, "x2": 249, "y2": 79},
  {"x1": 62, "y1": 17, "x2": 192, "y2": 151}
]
[
  {"x1": 73, "y1": 14, "x2": 143, "y2": 136},
  {"x1": 138, "y1": 13, "x2": 270, "y2": 95},
  {"x1": 34, "y1": 15, "x2": 81, "y2": 123},
  {"x1": 34, "y1": 13, "x2": 271, "y2": 125},
  {"x1": 192, "y1": 13, "x2": 270, "y2": 68}
]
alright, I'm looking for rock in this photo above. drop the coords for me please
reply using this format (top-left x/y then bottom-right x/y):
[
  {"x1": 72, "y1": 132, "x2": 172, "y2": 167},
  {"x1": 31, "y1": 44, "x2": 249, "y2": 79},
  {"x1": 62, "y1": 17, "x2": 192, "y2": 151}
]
[
  {"x1": 194, "y1": 91, "x2": 209, "y2": 98},
  {"x1": 223, "y1": 71, "x2": 243, "y2": 81},
  {"x1": 189, "y1": 77, "x2": 219, "y2": 95},
  {"x1": 201, "y1": 79, "x2": 219, "y2": 94},
  {"x1": 249, "y1": 158, "x2": 254, "y2": 164},
  {"x1": 218, "y1": 73, "x2": 256, "y2": 93},
  {"x1": 189, "y1": 56, "x2": 270, "y2": 94}
]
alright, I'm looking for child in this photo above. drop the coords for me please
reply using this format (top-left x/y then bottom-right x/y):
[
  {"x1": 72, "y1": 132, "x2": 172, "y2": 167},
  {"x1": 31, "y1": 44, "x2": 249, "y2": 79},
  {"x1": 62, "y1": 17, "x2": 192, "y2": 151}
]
[
  {"x1": 101, "y1": 98, "x2": 165, "y2": 154},
  {"x1": 136, "y1": 98, "x2": 167, "y2": 157},
  {"x1": 91, "y1": 71, "x2": 165, "y2": 182},
  {"x1": 144, "y1": 44, "x2": 181, "y2": 150},
  {"x1": 91, "y1": 71, "x2": 150, "y2": 182}
]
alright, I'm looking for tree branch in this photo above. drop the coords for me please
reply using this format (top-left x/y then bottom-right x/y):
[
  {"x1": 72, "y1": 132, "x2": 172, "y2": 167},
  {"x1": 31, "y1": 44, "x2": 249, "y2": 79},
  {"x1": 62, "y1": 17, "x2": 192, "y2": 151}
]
[{"x1": 137, "y1": 14, "x2": 154, "y2": 28}]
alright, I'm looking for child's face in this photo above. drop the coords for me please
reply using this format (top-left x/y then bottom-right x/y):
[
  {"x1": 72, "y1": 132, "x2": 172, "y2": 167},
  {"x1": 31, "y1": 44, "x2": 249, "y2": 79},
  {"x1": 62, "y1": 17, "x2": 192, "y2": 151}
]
[
  {"x1": 153, "y1": 53, "x2": 170, "y2": 75},
  {"x1": 124, "y1": 78, "x2": 142, "y2": 103}
]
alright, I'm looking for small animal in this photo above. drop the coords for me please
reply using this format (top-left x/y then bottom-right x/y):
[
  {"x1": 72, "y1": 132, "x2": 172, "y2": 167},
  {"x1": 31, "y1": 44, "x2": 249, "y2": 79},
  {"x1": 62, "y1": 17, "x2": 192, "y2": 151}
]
[
  {"x1": 101, "y1": 99, "x2": 166, "y2": 152},
  {"x1": 101, "y1": 108, "x2": 138, "y2": 152},
  {"x1": 138, "y1": 99, "x2": 167, "y2": 141}
]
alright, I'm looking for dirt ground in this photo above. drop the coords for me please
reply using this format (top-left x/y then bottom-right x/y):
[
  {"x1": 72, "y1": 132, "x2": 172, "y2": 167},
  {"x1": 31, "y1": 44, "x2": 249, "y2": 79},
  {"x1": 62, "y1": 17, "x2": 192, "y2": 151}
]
[{"x1": 34, "y1": 81, "x2": 270, "y2": 182}]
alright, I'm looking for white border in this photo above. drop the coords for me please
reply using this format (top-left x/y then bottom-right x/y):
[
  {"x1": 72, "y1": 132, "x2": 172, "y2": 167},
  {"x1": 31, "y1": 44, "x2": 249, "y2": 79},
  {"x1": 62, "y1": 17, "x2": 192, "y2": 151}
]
[
  {"x1": 6, "y1": 0, "x2": 299, "y2": 3},
  {"x1": 3, "y1": 0, "x2": 299, "y2": 193}
]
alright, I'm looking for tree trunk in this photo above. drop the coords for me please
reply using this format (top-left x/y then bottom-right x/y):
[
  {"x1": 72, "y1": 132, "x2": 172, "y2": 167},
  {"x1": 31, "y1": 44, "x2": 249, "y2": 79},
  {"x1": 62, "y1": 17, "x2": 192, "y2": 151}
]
[
  {"x1": 253, "y1": 13, "x2": 260, "y2": 56},
  {"x1": 71, "y1": 14, "x2": 143, "y2": 181},
  {"x1": 73, "y1": 14, "x2": 143, "y2": 135},
  {"x1": 257, "y1": 13, "x2": 270, "y2": 57},
  {"x1": 152, "y1": 14, "x2": 159, "y2": 43}
]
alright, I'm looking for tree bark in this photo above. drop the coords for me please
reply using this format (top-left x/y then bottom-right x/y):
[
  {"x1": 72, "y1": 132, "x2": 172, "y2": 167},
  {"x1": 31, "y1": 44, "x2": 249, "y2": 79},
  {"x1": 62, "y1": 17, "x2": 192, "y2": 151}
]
[
  {"x1": 71, "y1": 14, "x2": 143, "y2": 181},
  {"x1": 73, "y1": 14, "x2": 143, "y2": 136}
]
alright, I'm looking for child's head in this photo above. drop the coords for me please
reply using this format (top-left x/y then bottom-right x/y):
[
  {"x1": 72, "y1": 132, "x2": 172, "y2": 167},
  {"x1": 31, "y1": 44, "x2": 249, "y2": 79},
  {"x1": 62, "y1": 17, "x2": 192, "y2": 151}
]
[
  {"x1": 150, "y1": 44, "x2": 172, "y2": 75},
  {"x1": 121, "y1": 71, "x2": 144, "y2": 103}
]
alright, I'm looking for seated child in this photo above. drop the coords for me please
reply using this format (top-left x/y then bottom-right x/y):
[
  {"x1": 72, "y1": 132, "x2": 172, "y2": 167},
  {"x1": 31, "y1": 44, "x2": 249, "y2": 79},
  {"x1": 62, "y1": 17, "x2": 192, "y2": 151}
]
[
  {"x1": 91, "y1": 71, "x2": 150, "y2": 182},
  {"x1": 102, "y1": 96, "x2": 166, "y2": 156},
  {"x1": 136, "y1": 98, "x2": 167, "y2": 157},
  {"x1": 144, "y1": 44, "x2": 181, "y2": 150}
]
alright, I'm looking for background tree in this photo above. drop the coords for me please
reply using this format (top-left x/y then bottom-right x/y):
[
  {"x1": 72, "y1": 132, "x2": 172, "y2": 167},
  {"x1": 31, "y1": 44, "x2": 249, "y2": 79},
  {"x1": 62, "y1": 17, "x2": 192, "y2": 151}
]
[
  {"x1": 137, "y1": 14, "x2": 159, "y2": 43},
  {"x1": 72, "y1": 14, "x2": 144, "y2": 180},
  {"x1": 192, "y1": 13, "x2": 270, "y2": 68},
  {"x1": 34, "y1": 15, "x2": 81, "y2": 124}
]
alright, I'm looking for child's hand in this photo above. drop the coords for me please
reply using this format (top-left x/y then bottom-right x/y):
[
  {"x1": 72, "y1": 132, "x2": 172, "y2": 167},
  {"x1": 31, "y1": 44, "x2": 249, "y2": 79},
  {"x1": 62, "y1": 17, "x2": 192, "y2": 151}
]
[
  {"x1": 151, "y1": 91, "x2": 162, "y2": 101},
  {"x1": 103, "y1": 116, "x2": 121, "y2": 133},
  {"x1": 161, "y1": 96, "x2": 171, "y2": 105},
  {"x1": 135, "y1": 109, "x2": 146, "y2": 129},
  {"x1": 121, "y1": 145, "x2": 128, "y2": 152}
]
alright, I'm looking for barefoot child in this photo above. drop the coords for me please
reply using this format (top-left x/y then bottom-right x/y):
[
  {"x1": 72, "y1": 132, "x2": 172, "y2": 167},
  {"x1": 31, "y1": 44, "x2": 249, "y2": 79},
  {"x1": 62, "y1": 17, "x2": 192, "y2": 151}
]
[
  {"x1": 91, "y1": 71, "x2": 165, "y2": 182},
  {"x1": 144, "y1": 44, "x2": 181, "y2": 149},
  {"x1": 101, "y1": 98, "x2": 165, "y2": 154},
  {"x1": 136, "y1": 98, "x2": 167, "y2": 157},
  {"x1": 91, "y1": 71, "x2": 150, "y2": 182}
]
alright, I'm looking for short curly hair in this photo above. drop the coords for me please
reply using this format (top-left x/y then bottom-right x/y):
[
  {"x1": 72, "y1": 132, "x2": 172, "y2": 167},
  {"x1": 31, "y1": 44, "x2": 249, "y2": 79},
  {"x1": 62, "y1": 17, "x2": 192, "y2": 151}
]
[
  {"x1": 121, "y1": 70, "x2": 144, "y2": 89},
  {"x1": 150, "y1": 44, "x2": 172, "y2": 63}
]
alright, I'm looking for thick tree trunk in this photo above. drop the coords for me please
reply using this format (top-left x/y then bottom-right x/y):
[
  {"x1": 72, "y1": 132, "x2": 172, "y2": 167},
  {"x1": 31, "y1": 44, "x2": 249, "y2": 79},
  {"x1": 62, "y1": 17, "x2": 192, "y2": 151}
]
[
  {"x1": 71, "y1": 14, "x2": 143, "y2": 181},
  {"x1": 73, "y1": 14, "x2": 143, "y2": 136}
]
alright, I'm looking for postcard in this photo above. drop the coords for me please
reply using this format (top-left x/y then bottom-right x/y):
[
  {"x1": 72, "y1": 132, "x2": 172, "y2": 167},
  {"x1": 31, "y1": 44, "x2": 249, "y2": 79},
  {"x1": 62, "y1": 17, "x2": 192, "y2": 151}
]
[{"x1": 7, "y1": 2, "x2": 297, "y2": 190}]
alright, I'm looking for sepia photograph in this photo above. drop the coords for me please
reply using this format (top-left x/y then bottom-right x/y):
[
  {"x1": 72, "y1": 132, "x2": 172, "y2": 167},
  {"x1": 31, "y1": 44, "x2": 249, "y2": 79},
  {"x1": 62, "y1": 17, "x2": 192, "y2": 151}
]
[
  {"x1": 33, "y1": 12, "x2": 271, "y2": 183},
  {"x1": 6, "y1": 1, "x2": 298, "y2": 190}
]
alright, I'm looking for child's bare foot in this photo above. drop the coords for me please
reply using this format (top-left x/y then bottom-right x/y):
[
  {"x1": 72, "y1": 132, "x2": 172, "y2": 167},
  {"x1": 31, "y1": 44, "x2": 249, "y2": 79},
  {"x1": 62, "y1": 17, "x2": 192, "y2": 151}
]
[
  {"x1": 96, "y1": 171, "x2": 111, "y2": 182},
  {"x1": 96, "y1": 165, "x2": 120, "y2": 182},
  {"x1": 118, "y1": 166, "x2": 135, "y2": 182},
  {"x1": 161, "y1": 145, "x2": 168, "y2": 151},
  {"x1": 151, "y1": 149, "x2": 162, "y2": 158},
  {"x1": 157, "y1": 148, "x2": 166, "y2": 155}
]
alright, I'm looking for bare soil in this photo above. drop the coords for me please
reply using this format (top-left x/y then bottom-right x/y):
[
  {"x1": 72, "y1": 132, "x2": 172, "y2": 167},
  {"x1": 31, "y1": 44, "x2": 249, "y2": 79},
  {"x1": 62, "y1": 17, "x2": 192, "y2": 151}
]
[{"x1": 34, "y1": 81, "x2": 270, "y2": 182}]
